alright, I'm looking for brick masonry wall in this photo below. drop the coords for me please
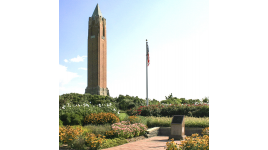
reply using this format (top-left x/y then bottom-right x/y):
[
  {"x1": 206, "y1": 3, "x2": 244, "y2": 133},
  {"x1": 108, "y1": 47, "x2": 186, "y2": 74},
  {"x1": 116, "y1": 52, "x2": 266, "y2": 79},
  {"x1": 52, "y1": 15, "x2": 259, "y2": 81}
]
[{"x1": 86, "y1": 15, "x2": 108, "y2": 96}]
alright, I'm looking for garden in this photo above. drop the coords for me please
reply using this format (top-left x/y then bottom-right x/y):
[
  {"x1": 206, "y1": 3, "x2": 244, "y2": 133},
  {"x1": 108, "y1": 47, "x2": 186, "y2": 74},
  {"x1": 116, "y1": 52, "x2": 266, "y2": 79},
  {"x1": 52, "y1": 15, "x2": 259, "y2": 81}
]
[{"x1": 59, "y1": 93, "x2": 209, "y2": 150}]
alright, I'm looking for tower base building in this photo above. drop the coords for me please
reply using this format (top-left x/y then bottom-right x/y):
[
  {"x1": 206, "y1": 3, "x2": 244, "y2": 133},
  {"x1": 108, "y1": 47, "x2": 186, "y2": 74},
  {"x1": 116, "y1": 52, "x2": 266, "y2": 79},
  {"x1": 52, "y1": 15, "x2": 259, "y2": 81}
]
[
  {"x1": 85, "y1": 86, "x2": 109, "y2": 96},
  {"x1": 85, "y1": 4, "x2": 109, "y2": 96}
]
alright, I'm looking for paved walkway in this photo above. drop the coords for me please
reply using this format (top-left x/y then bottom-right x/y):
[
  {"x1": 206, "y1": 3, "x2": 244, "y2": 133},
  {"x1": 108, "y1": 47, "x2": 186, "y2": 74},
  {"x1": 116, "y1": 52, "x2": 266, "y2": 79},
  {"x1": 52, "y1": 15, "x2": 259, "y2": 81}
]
[{"x1": 102, "y1": 136, "x2": 181, "y2": 150}]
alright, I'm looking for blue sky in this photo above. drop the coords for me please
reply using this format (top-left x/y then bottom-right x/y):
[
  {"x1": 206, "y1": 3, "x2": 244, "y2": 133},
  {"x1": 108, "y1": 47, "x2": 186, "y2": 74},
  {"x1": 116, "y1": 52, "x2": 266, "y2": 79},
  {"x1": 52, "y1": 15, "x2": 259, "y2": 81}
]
[{"x1": 59, "y1": 0, "x2": 209, "y2": 101}]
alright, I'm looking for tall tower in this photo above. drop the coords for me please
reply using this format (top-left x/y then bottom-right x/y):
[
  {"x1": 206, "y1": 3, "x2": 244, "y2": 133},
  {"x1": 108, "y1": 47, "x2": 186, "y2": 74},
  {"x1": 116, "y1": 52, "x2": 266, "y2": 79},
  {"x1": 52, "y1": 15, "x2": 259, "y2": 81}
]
[{"x1": 85, "y1": 4, "x2": 109, "y2": 96}]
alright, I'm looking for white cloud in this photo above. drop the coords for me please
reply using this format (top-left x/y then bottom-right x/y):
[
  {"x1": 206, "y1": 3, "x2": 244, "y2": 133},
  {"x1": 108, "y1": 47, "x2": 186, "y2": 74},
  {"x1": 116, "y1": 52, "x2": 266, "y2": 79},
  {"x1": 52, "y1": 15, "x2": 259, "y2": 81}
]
[
  {"x1": 78, "y1": 67, "x2": 87, "y2": 70},
  {"x1": 64, "y1": 59, "x2": 68, "y2": 63},
  {"x1": 70, "y1": 55, "x2": 87, "y2": 62},
  {"x1": 59, "y1": 64, "x2": 80, "y2": 86}
]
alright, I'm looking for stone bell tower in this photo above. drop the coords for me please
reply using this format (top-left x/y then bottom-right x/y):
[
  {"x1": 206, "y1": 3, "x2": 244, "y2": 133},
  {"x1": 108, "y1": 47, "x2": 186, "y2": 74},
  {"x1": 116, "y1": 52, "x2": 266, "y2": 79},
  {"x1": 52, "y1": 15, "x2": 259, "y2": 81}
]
[{"x1": 85, "y1": 4, "x2": 109, "y2": 96}]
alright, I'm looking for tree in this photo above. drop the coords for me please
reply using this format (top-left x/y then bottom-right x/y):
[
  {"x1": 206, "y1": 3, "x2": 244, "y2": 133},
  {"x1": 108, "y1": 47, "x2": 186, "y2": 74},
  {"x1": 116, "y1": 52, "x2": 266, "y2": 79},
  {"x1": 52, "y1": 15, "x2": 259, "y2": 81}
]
[{"x1": 202, "y1": 97, "x2": 209, "y2": 103}]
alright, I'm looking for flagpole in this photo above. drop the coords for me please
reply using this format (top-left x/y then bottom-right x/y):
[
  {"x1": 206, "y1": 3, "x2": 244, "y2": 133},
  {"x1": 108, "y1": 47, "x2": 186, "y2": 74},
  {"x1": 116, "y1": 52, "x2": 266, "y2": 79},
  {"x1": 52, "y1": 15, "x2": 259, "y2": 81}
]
[{"x1": 146, "y1": 39, "x2": 148, "y2": 106}]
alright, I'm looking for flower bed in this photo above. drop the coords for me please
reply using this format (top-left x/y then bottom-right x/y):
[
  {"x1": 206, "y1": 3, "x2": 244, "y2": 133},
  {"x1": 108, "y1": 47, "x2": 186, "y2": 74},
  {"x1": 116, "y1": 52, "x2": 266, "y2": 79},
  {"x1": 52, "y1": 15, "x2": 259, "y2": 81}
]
[
  {"x1": 84, "y1": 112, "x2": 120, "y2": 125},
  {"x1": 165, "y1": 127, "x2": 209, "y2": 150},
  {"x1": 59, "y1": 121, "x2": 148, "y2": 150},
  {"x1": 111, "y1": 121, "x2": 147, "y2": 138}
]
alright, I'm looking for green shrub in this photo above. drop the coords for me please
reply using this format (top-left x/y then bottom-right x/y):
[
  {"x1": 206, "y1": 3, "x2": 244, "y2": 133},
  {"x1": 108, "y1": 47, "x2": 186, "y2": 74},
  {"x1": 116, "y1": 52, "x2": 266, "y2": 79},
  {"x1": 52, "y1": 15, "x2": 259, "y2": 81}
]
[
  {"x1": 146, "y1": 116, "x2": 171, "y2": 128},
  {"x1": 59, "y1": 93, "x2": 117, "y2": 109},
  {"x1": 115, "y1": 95, "x2": 146, "y2": 110},
  {"x1": 145, "y1": 116, "x2": 209, "y2": 128},
  {"x1": 118, "y1": 113, "x2": 129, "y2": 121},
  {"x1": 127, "y1": 104, "x2": 209, "y2": 117},
  {"x1": 137, "y1": 116, "x2": 148, "y2": 126},
  {"x1": 83, "y1": 124, "x2": 112, "y2": 136},
  {"x1": 59, "y1": 118, "x2": 63, "y2": 126},
  {"x1": 149, "y1": 99, "x2": 160, "y2": 105},
  {"x1": 59, "y1": 103, "x2": 119, "y2": 126},
  {"x1": 60, "y1": 112, "x2": 84, "y2": 126},
  {"x1": 184, "y1": 117, "x2": 209, "y2": 128},
  {"x1": 101, "y1": 138, "x2": 128, "y2": 149},
  {"x1": 161, "y1": 93, "x2": 182, "y2": 104},
  {"x1": 72, "y1": 135, "x2": 87, "y2": 150}
]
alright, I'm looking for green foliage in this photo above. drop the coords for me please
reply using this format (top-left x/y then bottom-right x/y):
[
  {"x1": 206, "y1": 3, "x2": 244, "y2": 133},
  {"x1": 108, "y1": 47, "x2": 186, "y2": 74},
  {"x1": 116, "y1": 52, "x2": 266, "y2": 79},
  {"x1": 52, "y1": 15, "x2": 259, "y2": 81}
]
[
  {"x1": 59, "y1": 103, "x2": 119, "y2": 126},
  {"x1": 149, "y1": 99, "x2": 160, "y2": 105},
  {"x1": 127, "y1": 104, "x2": 209, "y2": 117},
  {"x1": 136, "y1": 116, "x2": 148, "y2": 125},
  {"x1": 160, "y1": 94, "x2": 205, "y2": 105},
  {"x1": 119, "y1": 98, "x2": 135, "y2": 110},
  {"x1": 72, "y1": 135, "x2": 87, "y2": 150},
  {"x1": 118, "y1": 113, "x2": 129, "y2": 121},
  {"x1": 59, "y1": 118, "x2": 63, "y2": 126},
  {"x1": 59, "y1": 93, "x2": 117, "y2": 109},
  {"x1": 184, "y1": 117, "x2": 209, "y2": 128},
  {"x1": 59, "y1": 93, "x2": 209, "y2": 127},
  {"x1": 59, "y1": 93, "x2": 84, "y2": 108},
  {"x1": 180, "y1": 98, "x2": 202, "y2": 105},
  {"x1": 116, "y1": 95, "x2": 146, "y2": 110},
  {"x1": 145, "y1": 116, "x2": 209, "y2": 128},
  {"x1": 141, "y1": 105, "x2": 162, "y2": 117},
  {"x1": 202, "y1": 96, "x2": 209, "y2": 103},
  {"x1": 59, "y1": 93, "x2": 147, "y2": 112},
  {"x1": 161, "y1": 93, "x2": 182, "y2": 104},
  {"x1": 146, "y1": 116, "x2": 171, "y2": 128},
  {"x1": 161, "y1": 98, "x2": 182, "y2": 104},
  {"x1": 101, "y1": 138, "x2": 128, "y2": 149},
  {"x1": 83, "y1": 124, "x2": 112, "y2": 136},
  {"x1": 60, "y1": 112, "x2": 84, "y2": 126}
]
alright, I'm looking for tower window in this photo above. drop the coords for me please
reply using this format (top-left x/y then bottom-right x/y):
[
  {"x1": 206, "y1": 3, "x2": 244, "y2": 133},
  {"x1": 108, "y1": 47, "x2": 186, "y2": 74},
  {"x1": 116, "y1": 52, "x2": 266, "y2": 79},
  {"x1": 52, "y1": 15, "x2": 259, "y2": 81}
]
[{"x1": 103, "y1": 23, "x2": 105, "y2": 37}]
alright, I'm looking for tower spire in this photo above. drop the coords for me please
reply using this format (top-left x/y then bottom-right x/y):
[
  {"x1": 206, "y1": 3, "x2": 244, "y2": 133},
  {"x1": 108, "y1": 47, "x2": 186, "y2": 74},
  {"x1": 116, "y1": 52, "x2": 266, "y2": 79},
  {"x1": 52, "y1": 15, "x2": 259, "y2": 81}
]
[{"x1": 92, "y1": 3, "x2": 102, "y2": 19}]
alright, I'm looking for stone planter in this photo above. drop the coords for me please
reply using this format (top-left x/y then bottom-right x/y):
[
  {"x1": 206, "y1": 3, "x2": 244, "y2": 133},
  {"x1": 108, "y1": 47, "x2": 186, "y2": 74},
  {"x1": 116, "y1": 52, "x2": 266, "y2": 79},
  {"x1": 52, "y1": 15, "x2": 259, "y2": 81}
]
[
  {"x1": 146, "y1": 127, "x2": 205, "y2": 137},
  {"x1": 145, "y1": 127, "x2": 160, "y2": 138},
  {"x1": 185, "y1": 127, "x2": 204, "y2": 136}
]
